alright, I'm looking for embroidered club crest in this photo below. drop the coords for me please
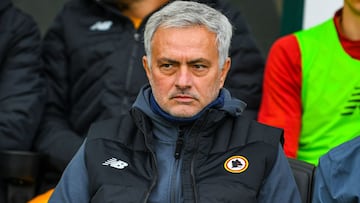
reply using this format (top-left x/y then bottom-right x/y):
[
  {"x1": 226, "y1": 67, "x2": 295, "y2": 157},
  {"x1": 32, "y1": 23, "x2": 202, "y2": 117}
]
[{"x1": 224, "y1": 155, "x2": 249, "y2": 173}]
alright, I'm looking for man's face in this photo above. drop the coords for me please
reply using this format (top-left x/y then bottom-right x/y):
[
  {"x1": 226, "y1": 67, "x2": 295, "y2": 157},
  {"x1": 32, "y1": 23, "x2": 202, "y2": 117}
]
[{"x1": 143, "y1": 26, "x2": 230, "y2": 118}]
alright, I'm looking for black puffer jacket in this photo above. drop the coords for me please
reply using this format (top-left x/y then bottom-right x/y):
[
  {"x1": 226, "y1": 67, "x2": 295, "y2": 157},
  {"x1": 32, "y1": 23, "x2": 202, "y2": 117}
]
[
  {"x1": 34, "y1": 0, "x2": 265, "y2": 175},
  {"x1": 85, "y1": 109, "x2": 280, "y2": 203},
  {"x1": 0, "y1": 0, "x2": 45, "y2": 150}
]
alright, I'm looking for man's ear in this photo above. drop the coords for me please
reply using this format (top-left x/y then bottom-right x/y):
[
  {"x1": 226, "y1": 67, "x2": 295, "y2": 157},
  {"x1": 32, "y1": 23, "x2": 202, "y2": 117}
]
[
  {"x1": 219, "y1": 57, "x2": 231, "y2": 87},
  {"x1": 142, "y1": 56, "x2": 152, "y2": 81}
]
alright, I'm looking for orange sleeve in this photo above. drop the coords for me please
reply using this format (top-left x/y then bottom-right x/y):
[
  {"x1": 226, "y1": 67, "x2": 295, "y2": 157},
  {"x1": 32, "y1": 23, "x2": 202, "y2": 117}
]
[
  {"x1": 258, "y1": 34, "x2": 302, "y2": 158},
  {"x1": 27, "y1": 189, "x2": 54, "y2": 203}
]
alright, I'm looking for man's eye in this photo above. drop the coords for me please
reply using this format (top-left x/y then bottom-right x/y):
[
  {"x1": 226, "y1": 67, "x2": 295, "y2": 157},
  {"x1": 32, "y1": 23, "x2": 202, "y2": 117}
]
[
  {"x1": 192, "y1": 64, "x2": 209, "y2": 76},
  {"x1": 159, "y1": 63, "x2": 177, "y2": 74},
  {"x1": 193, "y1": 64, "x2": 208, "y2": 70},
  {"x1": 160, "y1": 64, "x2": 172, "y2": 69},
  {"x1": 194, "y1": 64, "x2": 204, "y2": 69}
]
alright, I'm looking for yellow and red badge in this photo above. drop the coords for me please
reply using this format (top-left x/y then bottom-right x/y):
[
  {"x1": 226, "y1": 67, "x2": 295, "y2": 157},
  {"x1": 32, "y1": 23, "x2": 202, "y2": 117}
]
[{"x1": 224, "y1": 155, "x2": 249, "y2": 173}]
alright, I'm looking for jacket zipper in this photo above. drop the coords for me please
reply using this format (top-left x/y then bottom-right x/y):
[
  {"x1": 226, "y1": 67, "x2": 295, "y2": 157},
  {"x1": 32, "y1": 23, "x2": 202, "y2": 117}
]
[
  {"x1": 120, "y1": 37, "x2": 140, "y2": 114},
  {"x1": 174, "y1": 127, "x2": 185, "y2": 159},
  {"x1": 125, "y1": 33, "x2": 140, "y2": 91},
  {"x1": 171, "y1": 127, "x2": 185, "y2": 203}
]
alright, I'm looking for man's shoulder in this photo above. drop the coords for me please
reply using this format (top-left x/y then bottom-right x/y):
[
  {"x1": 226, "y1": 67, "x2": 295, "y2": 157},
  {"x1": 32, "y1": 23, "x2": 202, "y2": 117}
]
[
  {"x1": 237, "y1": 116, "x2": 283, "y2": 133},
  {"x1": 294, "y1": 18, "x2": 334, "y2": 40},
  {"x1": 0, "y1": 4, "x2": 39, "y2": 33},
  {"x1": 55, "y1": 0, "x2": 94, "y2": 18},
  {"x1": 234, "y1": 116, "x2": 284, "y2": 146},
  {"x1": 87, "y1": 114, "x2": 136, "y2": 141},
  {"x1": 270, "y1": 34, "x2": 298, "y2": 51}
]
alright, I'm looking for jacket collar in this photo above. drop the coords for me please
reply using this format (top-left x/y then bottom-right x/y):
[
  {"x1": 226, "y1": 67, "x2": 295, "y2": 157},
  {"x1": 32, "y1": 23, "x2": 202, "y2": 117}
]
[{"x1": 132, "y1": 84, "x2": 246, "y2": 125}]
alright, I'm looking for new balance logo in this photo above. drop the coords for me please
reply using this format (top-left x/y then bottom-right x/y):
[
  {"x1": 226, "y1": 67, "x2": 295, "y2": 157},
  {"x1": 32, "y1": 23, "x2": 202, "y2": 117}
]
[
  {"x1": 90, "y1": 21, "x2": 113, "y2": 31},
  {"x1": 102, "y1": 158, "x2": 128, "y2": 169},
  {"x1": 341, "y1": 86, "x2": 360, "y2": 116}
]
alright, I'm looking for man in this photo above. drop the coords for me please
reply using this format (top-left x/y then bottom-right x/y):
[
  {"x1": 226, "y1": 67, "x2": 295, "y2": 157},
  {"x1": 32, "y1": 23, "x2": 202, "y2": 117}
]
[
  {"x1": 49, "y1": 1, "x2": 301, "y2": 202},
  {"x1": 34, "y1": 0, "x2": 265, "y2": 191},
  {"x1": 258, "y1": 0, "x2": 360, "y2": 165},
  {"x1": 0, "y1": 0, "x2": 45, "y2": 201},
  {"x1": 312, "y1": 136, "x2": 360, "y2": 202}
]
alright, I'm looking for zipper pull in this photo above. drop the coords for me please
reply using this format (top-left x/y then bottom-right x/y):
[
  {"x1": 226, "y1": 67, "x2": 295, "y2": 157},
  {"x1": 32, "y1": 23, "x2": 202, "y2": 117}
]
[{"x1": 174, "y1": 128, "x2": 185, "y2": 159}]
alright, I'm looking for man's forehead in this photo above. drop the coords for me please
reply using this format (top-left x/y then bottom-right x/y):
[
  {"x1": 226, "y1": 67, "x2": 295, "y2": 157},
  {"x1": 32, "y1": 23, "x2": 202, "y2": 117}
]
[{"x1": 156, "y1": 57, "x2": 211, "y2": 64}]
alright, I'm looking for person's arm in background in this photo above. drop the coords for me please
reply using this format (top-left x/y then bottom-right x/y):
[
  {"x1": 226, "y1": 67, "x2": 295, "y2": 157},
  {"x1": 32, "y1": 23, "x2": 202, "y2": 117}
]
[
  {"x1": 257, "y1": 35, "x2": 302, "y2": 158},
  {"x1": 213, "y1": 0, "x2": 265, "y2": 119},
  {"x1": 34, "y1": 10, "x2": 84, "y2": 171},
  {"x1": 0, "y1": 4, "x2": 46, "y2": 150},
  {"x1": 312, "y1": 136, "x2": 360, "y2": 203},
  {"x1": 311, "y1": 152, "x2": 336, "y2": 203}
]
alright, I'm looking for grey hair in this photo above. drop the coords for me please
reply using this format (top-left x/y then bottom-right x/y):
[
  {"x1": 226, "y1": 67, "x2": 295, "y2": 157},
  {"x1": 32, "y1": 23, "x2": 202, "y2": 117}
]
[{"x1": 143, "y1": 0, "x2": 233, "y2": 69}]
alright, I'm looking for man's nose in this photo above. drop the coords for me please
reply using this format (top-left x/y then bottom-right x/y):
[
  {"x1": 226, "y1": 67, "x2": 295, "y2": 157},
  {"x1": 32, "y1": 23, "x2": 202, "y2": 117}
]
[{"x1": 175, "y1": 66, "x2": 192, "y2": 88}]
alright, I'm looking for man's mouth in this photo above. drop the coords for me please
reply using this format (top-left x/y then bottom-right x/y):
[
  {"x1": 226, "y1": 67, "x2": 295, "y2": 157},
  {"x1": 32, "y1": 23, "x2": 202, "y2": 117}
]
[{"x1": 172, "y1": 95, "x2": 194, "y2": 103}]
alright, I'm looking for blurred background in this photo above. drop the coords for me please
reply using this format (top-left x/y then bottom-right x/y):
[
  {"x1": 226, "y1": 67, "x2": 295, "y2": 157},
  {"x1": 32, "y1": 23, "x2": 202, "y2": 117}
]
[{"x1": 12, "y1": 0, "x2": 343, "y2": 58}]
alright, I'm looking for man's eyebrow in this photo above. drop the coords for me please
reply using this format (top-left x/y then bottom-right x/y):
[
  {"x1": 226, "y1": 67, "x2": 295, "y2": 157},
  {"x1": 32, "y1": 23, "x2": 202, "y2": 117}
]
[
  {"x1": 156, "y1": 58, "x2": 211, "y2": 65},
  {"x1": 157, "y1": 58, "x2": 179, "y2": 64},
  {"x1": 187, "y1": 58, "x2": 211, "y2": 65}
]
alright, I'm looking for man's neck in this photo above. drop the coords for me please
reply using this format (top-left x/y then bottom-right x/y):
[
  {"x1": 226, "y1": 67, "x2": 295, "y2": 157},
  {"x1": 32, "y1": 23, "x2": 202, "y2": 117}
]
[
  {"x1": 117, "y1": 0, "x2": 169, "y2": 20},
  {"x1": 341, "y1": 5, "x2": 360, "y2": 41}
]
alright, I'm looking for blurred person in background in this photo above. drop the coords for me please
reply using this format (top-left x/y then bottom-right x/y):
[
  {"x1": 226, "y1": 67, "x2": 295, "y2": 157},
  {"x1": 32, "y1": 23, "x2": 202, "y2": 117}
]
[
  {"x1": 258, "y1": 0, "x2": 360, "y2": 165},
  {"x1": 312, "y1": 135, "x2": 360, "y2": 202},
  {"x1": 0, "y1": 0, "x2": 45, "y2": 201}
]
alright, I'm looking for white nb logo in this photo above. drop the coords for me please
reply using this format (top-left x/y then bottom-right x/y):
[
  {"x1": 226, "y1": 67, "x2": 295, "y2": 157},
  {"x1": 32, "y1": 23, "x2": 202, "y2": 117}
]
[
  {"x1": 90, "y1": 21, "x2": 113, "y2": 31},
  {"x1": 102, "y1": 158, "x2": 128, "y2": 169}
]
